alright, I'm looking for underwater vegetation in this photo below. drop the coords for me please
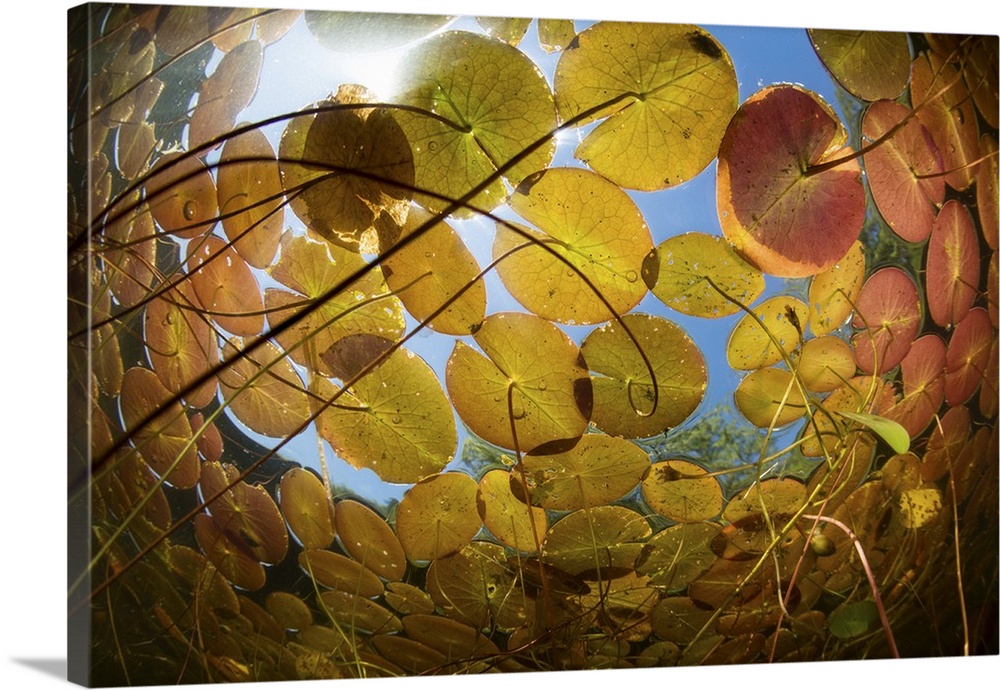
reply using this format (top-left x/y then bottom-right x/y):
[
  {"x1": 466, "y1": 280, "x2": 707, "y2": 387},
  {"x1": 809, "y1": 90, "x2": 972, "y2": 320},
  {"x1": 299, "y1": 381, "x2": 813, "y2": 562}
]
[{"x1": 67, "y1": 3, "x2": 999, "y2": 686}]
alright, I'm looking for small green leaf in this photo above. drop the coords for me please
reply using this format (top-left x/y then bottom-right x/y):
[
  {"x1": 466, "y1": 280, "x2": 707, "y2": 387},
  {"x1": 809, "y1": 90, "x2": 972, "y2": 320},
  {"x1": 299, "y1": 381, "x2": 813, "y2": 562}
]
[
  {"x1": 839, "y1": 411, "x2": 911, "y2": 454},
  {"x1": 828, "y1": 600, "x2": 879, "y2": 639}
]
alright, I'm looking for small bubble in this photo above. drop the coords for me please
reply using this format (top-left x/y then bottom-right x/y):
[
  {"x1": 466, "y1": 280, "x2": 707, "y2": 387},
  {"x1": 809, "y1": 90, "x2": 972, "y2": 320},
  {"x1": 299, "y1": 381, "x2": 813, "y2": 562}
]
[
  {"x1": 428, "y1": 141, "x2": 439, "y2": 152},
  {"x1": 183, "y1": 200, "x2": 197, "y2": 221},
  {"x1": 391, "y1": 415, "x2": 402, "y2": 424},
  {"x1": 536, "y1": 381, "x2": 547, "y2": 391},
  {"x1": 625, "y1": 270, "x2": 638, "y2": 283}
]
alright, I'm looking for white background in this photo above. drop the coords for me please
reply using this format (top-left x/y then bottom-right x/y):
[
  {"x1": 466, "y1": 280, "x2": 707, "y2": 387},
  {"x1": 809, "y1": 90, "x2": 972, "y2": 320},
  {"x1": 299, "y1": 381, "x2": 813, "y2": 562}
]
[{"x1": 3, "y1": 0, "x2": 997, "y2": 689}]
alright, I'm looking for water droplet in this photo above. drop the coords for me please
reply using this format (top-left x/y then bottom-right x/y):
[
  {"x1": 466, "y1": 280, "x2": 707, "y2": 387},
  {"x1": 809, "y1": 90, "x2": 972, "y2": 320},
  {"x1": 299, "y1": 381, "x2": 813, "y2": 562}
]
[
  {"x1": 391, "y1": 415, "x2": 402, "y2": 424},
  {"x1": 428, "y1": 141, "x2": 439, "y2": 152},
  {"x1": 537, "y1": 381, "x2": 547, "y2": 391},
  {"x1": 183, "y1": 199, "x2": 197, "y2": 221},
  {"x1": 625, "y1": 270, "x2": 638, "y2": 283},
  {"x1": 512, "y1": 406, "x2": 526, "y2": 420}
]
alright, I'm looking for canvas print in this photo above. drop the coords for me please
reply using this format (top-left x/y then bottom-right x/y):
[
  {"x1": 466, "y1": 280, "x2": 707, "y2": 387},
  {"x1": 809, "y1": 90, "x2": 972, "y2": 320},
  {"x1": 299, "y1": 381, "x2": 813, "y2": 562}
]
[{"x1": 67, "y1": 3, "x2": 999, "y2": 686}]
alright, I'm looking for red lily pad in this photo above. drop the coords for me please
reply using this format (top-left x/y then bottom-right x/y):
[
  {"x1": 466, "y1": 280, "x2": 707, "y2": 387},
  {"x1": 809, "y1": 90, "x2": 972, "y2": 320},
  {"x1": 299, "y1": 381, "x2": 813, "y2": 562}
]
[
  {"x1": 882, "y1": 334, "x2": 947, "y2": 439},
  {"x1": 945, "y1": 307, "x2": 995, "y2": 406},
  {"x1": 852, "y1": 267, "x2": 922, "y2": 375},
  {"x1": 911, "y1": 52, "x2": 981, "y2": 192},
  {"x1": 926, "y1": 200, "x2": 980, "y2": 328},
  {"x1": 862, "y1": 99, "x2": 945, "y2": 244},
  {"x1": 717, "y1": 84, "x2": 865, "y2": 277}
]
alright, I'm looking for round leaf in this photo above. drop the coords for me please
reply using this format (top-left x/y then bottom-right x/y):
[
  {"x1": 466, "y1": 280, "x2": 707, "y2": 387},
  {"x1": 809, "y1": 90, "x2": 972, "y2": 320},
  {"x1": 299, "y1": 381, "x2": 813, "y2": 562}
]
[
  {"x1": 541, "y1": 505, "x2": 651, "y2": 575},
  {"x1": 199, "y1": 461, "x2": 288, "y2": 565},
  {"x1": 145, "y1": 151, "x2": 219, "y2": 240},
  {"x1": 264, "y1": 231, "x2": 405, "y2": 378},
  {"x1": 641, "y1": 459, "x2": 724, "y2": 523},
  {"x1": 641, "y1": 232, "x2": 765, "y2": 318},
  {"x1": 794, "y1": 335, "x2": 856, "y2": 393},
  {"x1": 217, "y1": 126, "x2": 284, "y2": 269},
  {"x1": 852, "y1": 266, "x2": 922, "y2": 375},
  {"x1": 314, "y1": 347, "x2": 457, "y2": 484},
  {"x1": 882, "y1": 334, "x2": 946, "y2": 439},
  {"x1": 520, "y1": 434, "x2": 650, "y2": 511},
  {"x1": 446, "y1": 312, "x2": 592, "y2": 452},
  {"x1": 478, "y1": 469, "x2": 548, "y2": 553},
  {"x1": 396, "y1": 472, "x2": 482, "y2": 561},
  {"x1": 335, "y1": 499, "x2": 406, "y2": 581},
  {"x1": 278, "y1": 467, "x2": 336, "y2": 550},
  {"x1": 380, "y1": 206, "x2": 486, "y2": 335},
  {"x1": 808, "y1": 29, "x2": 910, "y2": 101},
  {"x1": 727, "y1": 296, "x2": 808, "y2": 371},
  {"x1": 581, "y1": 313, "x2": 706, "y2": 438},
  {"x1": 807, "y1": 240, "x2": 865, "y2": 336},
  {"x1": 217, "y1": 339, "x2": 311, "y2": 438},
  {"x1": 279, "y1": 86, "x2": 414, "y2": 253},
  {"x1": 734, "y1": 367, "x2": 807, "y2": 428},
  {"x1": 119, "y1": 366, "x2": 200, "y2": 489},
  {"x1": 862, "y1": 99, "x2": 944, "y2": 244},
  {"x1": 497, "y1": 167, "x2": 652, "y2": 325},
  {"x1": 926, "y1": 200, "x2": 980, "y2": 328},
  {"x1": 945, "y1": 307, "x2": 994, "y2": 406},
  {"x1": 717, "y1": 84, "x2": 865, "y2": 277},
  {"x1": 188, "y1": 40, "x2": 263, "y2": 152},
  {"x1": 392, "y1": 31, "x2": 557, "y2": 216},
  {"x1": 555, "y1": 22, "x2": 738, "y2": 190},
  {"x1": 185, "y1": 235, "x2": 264, "y2": 337}
]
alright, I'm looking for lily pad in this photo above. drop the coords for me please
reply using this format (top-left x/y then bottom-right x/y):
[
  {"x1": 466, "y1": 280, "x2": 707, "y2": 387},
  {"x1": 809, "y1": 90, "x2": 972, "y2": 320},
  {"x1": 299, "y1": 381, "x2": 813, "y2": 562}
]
[
  {"x1": 852, "y1": 266, "x2": 922, "y2": 375},
  {"x1": 926, "y1": 200, "x2": 979, "y2": 328},
  {"x1": 217, "y1": 339, "x2": 311, "y2": 439},
  {"x1": 717, "y1": 84, "x2": 865, "y2": 277},
  {"x1": 945, "y1": 307, "x2": 994, "y2": 406},
  {"x1": 119, "y1": 366, "x2": 201, "y2": 489},
  {"x1": 446, "y1": 312, "x2": 592, "y2": 452},
  {"x1": 478, "y1": 469, "x2": 549, "y2": 554},
  {"x1": 396, "y1": 472, "x2": 482, "y2": 561},
  {"x1": 808, "y1": 29, "x2": 910, "y2": 101},
  {"x1": 727, "y1": 296, "x2": 809, "y2": 370},
  {"x1": 335, "y1": 499, "x2": 406, "y2": 581},
  {"x1": 882, "y1": 334, "x2": 947, "y2": 439},
  {"x1": 555, "y1": 22, "x2": 738, "y2": 190},
  {"x1": 188, "y1": 40, "x2": 263, "y2": 153},
  {"x1": 641, "y1": 459, "x2": 724, "y2": 523},
  {"x1": 540, "y1": 505, "x2": 651, "y2": 575},
  {"x1": 380, "y1": 206, "x2": 486, "y2": 335},
  {"x1": 580, "y1": 313, "x2": 706, "y2": 438},
  {"x1": 807, "y1": 241, "x2": 866, "y2": 336},
  {"x1": 520, "y1": 434, "x2": 649, "y2": 511},
  {"x1": 199, "y1": 460, "x2": 288, "y2": 565},
  {"x1": 278, "y1": 467, "x2": 336, "y2": 550},
  {"x1": 314, "y1": 347, "x2": 457, "y2": 484},
  {"x1": 496, "y1": 167, "x2": 652, "y2": 325},
  {"x1": 734, "y1": 367, "x2": 808, "y2": 429},
  {"x1": 862, "y1": 99, "x2": 945, "y2": 244},
  {"x1": 216, "y1": 126, "x2": 284, "y2": 269},
  {"x1": 278, "y1": 85, "x2": 414, "y2": 253},
  {"x1": 185, "y1": 235, "x2": 264, "y2": 337},
  {"x1": 391, "y1": 30, "x2": 556, "y2": 216},
  {"x1": 911, "y1": 51, "x2": 981, "y2": 192},
  {"x1": 641, "y1": 232, "x2": 765, "y2": 319}
]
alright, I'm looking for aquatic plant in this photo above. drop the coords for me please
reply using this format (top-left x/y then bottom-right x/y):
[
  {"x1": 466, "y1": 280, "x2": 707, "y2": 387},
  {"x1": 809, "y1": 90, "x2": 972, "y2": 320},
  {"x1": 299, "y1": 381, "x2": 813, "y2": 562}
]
[{"x1": 67, "y1": 5, "x2": 998, "y2": 685}]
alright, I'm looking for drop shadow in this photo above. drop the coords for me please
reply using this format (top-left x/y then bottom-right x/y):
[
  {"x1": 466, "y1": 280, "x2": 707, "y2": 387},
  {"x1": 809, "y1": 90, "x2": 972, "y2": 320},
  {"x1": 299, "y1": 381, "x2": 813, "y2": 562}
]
[{"x1": 11, "y1": 658, "x2": 67, "y2": 681}]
